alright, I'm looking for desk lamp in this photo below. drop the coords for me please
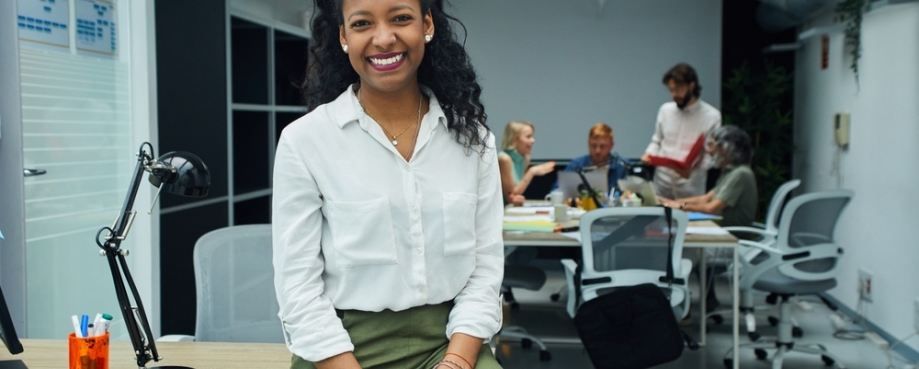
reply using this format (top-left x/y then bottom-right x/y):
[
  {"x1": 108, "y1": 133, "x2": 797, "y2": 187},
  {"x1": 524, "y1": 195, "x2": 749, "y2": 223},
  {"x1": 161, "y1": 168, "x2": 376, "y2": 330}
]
[{"x1": 95, "y1": 142, "x2": 209, "y2": 369}]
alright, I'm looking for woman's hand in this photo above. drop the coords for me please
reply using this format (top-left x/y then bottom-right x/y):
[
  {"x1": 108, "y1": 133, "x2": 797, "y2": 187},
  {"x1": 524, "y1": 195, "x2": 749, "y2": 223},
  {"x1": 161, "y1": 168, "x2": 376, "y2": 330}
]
[
  {"x1": 527, "y1": 161, "x2": 556, "y2": 176},
  {"x1": 509, "y1": 194, "x2": 526, "y2": 206}
]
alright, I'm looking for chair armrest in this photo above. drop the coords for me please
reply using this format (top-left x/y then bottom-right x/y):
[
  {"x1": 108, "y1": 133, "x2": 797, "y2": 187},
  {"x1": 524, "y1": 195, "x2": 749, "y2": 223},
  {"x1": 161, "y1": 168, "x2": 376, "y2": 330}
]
[
  {"x1": 560, "y1": 259, "x2": 578, "y2": 319},
  {"x1": 679, "y1": 259, "x2": 693, "y2": 280},
  {"x1": 721, "y1": 226, "x2": 777, "y2": 239},
  {"x1": 158, "y1": 334, "x2": 195, "y2": 342},
  {"x1": 751, "y1": 222, "x2": 766, "y2": 229},
  {"x1": 738, "y1": 240, "x2": 788, "y2": 255}
]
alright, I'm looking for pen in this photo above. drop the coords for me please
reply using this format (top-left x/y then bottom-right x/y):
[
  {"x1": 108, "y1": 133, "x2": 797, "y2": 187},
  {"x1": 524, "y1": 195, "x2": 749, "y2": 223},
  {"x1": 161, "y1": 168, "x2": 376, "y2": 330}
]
[{"x1": 554, "y1": 226, "x2": 579, "y2": 233}]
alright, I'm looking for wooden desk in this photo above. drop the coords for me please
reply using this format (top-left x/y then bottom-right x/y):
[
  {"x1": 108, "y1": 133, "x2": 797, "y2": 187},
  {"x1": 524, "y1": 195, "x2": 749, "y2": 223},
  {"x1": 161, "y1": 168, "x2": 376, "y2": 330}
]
[
  {"x1": 503, "y1": 214, "x2": 741, "y2": 369},
  {"x1": 4, "y1": 339, "x2": 291, "y2": 368}
]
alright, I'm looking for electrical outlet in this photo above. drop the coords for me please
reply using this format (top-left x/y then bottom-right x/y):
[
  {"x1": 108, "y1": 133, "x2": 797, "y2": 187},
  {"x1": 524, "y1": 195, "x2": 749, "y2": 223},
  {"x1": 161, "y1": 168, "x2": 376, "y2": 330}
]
[
  {"x1": 913, "y1": 298, "x2": 919, "y2": 332},
  {"x1": 858, "y1": 268, "x2": 873, "y2": 302}
]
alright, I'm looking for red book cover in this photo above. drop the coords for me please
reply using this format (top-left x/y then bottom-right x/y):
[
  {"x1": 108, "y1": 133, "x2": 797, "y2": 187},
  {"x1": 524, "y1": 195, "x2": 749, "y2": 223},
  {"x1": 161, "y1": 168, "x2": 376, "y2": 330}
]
[{"x1": 647, "y1": 134, "x2": 705, "y2": 170}]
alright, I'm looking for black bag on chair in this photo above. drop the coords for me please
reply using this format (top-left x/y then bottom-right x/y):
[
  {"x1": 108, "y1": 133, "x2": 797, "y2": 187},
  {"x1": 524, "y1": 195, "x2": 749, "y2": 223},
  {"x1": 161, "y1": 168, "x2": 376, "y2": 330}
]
[
  {"x1": 572, "y1": 207, "x2": 696, "y2": 369},
  {"x1": 574, "y1": 283, "x2": 685, "y2": 369}
]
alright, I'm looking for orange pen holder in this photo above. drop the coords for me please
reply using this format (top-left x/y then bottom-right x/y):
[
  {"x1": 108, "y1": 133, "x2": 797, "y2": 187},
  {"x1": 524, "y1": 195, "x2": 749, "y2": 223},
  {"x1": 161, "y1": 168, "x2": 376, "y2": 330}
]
[{"x1": 68, "y1": 332, "x2": 110, "y2": 369}]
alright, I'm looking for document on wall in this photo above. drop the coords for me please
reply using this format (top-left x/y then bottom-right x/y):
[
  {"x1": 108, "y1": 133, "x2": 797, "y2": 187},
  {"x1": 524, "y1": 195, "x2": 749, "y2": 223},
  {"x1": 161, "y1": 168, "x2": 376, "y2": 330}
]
[
  {"x1": 17, "y1": 0, "x2": 71, "y2": 49},
  {"x1": 76, "y1": 0, "x2": 117, "y2": 56}
]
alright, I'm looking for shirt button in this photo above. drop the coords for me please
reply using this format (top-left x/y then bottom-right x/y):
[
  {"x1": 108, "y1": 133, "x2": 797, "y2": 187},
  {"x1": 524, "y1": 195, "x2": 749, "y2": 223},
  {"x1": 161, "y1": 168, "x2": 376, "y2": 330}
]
[
  {"x1": 413, "y1": 207, "x2": 419, "y2": 214},
  {"x1": 416, "y1": 247, "x2": 423, "y2": 254},
  {"x1": 419, "y1": 286, "x2": 427, "y2": 293}
]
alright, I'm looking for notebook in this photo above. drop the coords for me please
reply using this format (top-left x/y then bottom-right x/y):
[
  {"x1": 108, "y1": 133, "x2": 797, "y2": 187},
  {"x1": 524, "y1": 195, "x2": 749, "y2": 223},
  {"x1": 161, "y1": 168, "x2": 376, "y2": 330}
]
[{"x1": 646, "y1": 134, "x2": 705, "y2": 170}]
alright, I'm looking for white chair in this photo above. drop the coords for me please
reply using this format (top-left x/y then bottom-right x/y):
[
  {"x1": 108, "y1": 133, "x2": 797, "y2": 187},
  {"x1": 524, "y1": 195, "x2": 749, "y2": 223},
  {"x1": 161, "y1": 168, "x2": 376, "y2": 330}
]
[
  {"x1": 723, "y1": 190, "x2": 853, "y2": 369},
  {"x1": 561, "y1": 207, "x2": 693, "y2": 321},
  {"x1": 160, "y1": 224, "x2": 283, "y2": 343},
  {"x1": 708, "y1": 179, "x2": 802, "y2": 332},
  {"x1": 723, "y1": 178, "x2": 801, "y2": 248}
]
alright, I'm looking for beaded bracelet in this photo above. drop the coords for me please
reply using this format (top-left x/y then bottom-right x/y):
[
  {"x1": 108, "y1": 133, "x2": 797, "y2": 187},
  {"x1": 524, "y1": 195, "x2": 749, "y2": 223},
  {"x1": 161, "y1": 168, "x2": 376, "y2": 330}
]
[{"x1": 432, "y1": 359, "x2": 466, "y2": 369}]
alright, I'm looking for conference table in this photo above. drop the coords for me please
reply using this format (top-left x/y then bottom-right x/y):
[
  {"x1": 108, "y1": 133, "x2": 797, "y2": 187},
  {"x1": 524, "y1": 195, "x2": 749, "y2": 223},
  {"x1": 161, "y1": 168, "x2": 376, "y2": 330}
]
[
  {"x1": 2, "y1": 339, "x2": 292, "y2": 368},
  {"x1": 503, "y1": 204, "x2": 741, "y2": 369}
]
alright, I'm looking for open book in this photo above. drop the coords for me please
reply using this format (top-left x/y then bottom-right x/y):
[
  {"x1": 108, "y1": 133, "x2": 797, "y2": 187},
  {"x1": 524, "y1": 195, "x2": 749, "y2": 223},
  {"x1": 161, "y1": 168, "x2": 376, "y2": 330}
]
[{"x1": 646, "y1": 134, "x2": 705, "y2": 170}]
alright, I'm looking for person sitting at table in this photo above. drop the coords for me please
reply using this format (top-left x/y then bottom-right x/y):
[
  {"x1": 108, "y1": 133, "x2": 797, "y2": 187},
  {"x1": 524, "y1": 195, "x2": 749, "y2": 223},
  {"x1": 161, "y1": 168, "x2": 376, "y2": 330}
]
[
  {"x1": 659, "y1": 125, "x2": 757, "y2": 228},
  {"x1": 498, "y1": 120, "x2": 556, "y2": 206},
  {"x1": 556, "y1": 122, "x2": 629, "y2": 194},
  {"x1": 659, "y1": 125, "x2": 756, "y2": 314}
]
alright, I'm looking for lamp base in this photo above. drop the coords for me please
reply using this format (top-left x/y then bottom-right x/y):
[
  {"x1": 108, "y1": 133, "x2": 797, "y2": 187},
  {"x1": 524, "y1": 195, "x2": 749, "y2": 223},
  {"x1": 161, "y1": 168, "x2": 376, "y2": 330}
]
[{"x1": 0, "y1": 359, "x2": 27, "y2": 369}]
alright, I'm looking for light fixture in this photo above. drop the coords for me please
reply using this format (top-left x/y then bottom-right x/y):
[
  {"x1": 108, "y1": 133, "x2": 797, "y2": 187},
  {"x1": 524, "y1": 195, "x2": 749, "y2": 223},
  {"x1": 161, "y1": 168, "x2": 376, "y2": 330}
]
[{"x1": 95, "y1": 142, "x2": 209, "y2": 369}]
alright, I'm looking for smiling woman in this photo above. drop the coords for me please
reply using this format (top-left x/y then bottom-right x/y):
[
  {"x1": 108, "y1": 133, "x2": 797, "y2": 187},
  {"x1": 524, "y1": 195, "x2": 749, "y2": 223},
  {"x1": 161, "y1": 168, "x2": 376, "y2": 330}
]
[{"x1": 273, "y1": 1, "x2": 503, "y2": 369}]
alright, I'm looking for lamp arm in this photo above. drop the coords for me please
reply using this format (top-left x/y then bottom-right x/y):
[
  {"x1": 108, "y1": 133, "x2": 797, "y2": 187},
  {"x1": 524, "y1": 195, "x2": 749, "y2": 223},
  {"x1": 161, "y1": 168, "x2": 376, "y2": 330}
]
[{"x1": 98, "y1": 143, "x2": 160, "y2": 368}]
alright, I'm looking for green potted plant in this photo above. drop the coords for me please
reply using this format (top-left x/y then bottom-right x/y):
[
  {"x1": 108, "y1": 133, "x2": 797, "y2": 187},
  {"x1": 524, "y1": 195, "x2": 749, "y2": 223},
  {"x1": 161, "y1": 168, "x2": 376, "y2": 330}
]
[{"x1": 722, "y1": 60, "x2": 795, "y2": 220}]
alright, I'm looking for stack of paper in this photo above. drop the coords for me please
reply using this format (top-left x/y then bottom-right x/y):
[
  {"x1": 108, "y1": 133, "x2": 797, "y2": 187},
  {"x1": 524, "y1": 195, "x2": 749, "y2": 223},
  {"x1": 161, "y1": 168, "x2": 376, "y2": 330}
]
[{"x1": 503, "y1": 220, "x2": 558, "y2": 232}]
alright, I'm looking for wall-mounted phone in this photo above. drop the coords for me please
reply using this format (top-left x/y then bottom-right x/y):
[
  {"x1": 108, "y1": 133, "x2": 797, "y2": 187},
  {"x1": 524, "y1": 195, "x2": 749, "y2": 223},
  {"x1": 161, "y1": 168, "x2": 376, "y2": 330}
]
[{"x1": 834, "y1": 113, "x2": 850, "y2": 148}]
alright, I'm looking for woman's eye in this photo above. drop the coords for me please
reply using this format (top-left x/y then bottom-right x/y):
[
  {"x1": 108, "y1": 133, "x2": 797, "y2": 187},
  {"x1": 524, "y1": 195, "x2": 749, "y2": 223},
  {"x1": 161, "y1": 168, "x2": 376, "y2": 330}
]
[
  {"x1": 350, "y1": 20, "x2": 370, "y2": 28},
  {"x1": 393, "y1": 15, "x2": 412, "y2": 22}
]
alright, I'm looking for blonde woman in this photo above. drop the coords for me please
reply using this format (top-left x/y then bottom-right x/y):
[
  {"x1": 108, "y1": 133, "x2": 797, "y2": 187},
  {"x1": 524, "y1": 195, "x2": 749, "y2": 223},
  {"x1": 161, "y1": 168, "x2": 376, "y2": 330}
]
[{"x1": 497, "y1": 121, "x2": 555, "y2": 206}]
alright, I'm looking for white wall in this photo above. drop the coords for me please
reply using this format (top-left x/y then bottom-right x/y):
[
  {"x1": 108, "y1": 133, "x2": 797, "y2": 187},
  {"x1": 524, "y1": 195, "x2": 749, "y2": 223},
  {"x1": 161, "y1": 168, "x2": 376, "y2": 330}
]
[
  {"x1": 794, "y1": 3, "x2": 919, "y2": 351},
  {"x1": 451, "y1": 0, "x2": 722, "y2": 159}
]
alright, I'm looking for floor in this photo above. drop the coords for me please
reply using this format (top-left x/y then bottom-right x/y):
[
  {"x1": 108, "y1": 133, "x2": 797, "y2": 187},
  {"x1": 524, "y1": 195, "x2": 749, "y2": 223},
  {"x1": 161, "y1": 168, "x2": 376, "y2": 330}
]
[{"x1": 493, "y1": 267, "x2": 899, "y2": 369}]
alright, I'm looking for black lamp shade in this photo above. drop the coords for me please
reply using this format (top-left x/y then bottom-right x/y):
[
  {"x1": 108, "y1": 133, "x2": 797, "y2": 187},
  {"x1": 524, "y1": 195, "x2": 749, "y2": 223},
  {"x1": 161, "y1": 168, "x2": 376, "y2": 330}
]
[{"x1": 148, "y1": 151, "x2": 210, "y2": 197}]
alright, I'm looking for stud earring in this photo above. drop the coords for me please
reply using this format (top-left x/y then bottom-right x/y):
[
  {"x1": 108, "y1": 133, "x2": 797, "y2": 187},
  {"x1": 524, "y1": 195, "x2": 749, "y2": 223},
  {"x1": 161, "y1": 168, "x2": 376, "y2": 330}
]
[
  {"x1": 425, "y1": 35, "x2": 432, "y2": 43},
  {"x1": 342, "y1": 44, "x2": 348, "y2": 53}
]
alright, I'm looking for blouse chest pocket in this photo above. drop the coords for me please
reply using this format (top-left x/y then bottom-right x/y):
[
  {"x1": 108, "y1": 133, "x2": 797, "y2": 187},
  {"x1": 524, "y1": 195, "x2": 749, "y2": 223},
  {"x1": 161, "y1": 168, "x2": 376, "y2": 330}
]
[
  {"x1": 442, "y1": 192, "x2": 478, "y2": 256},
  {"x1": 324, "y1": 197, "x2": 398, "y2": 267}
]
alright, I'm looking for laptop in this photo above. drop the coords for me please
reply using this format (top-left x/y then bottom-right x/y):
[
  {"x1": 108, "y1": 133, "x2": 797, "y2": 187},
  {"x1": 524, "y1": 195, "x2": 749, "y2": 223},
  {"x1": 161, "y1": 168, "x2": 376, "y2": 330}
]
[
  {"x1": 617, "y1": 175, "x2": 659, "y2": 206},
  {"x1": 557, "y1": 170, "x2": 609, "y2": 202}
]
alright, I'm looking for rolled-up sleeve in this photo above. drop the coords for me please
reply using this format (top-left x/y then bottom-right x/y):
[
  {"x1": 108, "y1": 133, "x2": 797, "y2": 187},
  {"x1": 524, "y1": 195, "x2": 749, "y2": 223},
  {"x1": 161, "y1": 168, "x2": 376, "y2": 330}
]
[
  {"x1": 446, "y1": 132, "x2": 505, "y2": 341},
  {"x1": 272, "y1": 132, "x2": 353, "y2": 362}
]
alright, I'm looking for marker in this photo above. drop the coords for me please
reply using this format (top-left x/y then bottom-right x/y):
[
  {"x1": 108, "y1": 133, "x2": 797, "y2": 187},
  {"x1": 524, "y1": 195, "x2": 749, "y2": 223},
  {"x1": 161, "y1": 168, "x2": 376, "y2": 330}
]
[
  {"x1": 554, "y1": 226, "x2": 579, "y2": 233},
  {"x1": 80, "y1": 315, "x2": 89, "y2": 338},
  {"x1": 94, "y1": 314, "x2": 112, "y2": 336},
  {"x1": 71, "y1": 315, "x2": 84, "y2": 338}
]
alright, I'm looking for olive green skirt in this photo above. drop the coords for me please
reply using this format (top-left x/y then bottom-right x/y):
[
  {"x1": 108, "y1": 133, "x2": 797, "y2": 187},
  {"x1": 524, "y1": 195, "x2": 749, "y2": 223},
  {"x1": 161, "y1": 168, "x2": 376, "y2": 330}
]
[{"x1": 291, "y1": 302, "x2": 501, "y2": 369}]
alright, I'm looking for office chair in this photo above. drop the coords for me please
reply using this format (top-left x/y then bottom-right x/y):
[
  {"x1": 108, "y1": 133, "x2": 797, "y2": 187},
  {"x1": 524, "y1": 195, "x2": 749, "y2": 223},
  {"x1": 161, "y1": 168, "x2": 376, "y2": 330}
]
[
  {"x1": 496, "y1": 264, "x2": 551, "y2": 361},
  {"x1": 709, "y1": 180, "x2": 804, "y2": 333},
  {"x1": 560, "y1": 207, "x2": 693, "y2": 322},
  {"x1": 723, "y1": 190, "x2": 853, "y2": 369},
  {"x1": 160, "y1": 224, "x2": 283, "y2": 343}
]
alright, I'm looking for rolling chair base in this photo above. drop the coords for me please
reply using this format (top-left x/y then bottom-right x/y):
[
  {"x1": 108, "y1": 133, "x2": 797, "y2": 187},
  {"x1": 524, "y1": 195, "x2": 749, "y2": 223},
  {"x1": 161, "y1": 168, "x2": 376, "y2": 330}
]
[{"x1": 496, "y1": 327, "x2": 552, "y2": 361}]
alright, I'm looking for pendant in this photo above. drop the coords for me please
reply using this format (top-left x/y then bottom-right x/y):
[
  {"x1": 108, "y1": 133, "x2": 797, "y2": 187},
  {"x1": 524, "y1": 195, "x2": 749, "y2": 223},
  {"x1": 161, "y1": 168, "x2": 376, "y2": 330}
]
[{"x1": 392, "y1": 139, "x2": 398, "y2": 146}]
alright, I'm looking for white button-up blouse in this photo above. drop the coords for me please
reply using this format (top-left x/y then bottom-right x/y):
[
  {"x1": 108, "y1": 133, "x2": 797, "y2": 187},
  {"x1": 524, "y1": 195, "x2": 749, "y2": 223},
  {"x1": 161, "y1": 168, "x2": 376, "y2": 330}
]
[{"x1": 272, "y1": 85, "x2": 504, "y2": 362}]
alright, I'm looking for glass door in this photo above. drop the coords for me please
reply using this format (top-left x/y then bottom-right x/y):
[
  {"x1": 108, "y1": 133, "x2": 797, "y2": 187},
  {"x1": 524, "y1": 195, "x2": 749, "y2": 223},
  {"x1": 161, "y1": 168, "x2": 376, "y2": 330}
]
[{"x1": 17, "y1": 0, "x2": 134, "y2": 339}]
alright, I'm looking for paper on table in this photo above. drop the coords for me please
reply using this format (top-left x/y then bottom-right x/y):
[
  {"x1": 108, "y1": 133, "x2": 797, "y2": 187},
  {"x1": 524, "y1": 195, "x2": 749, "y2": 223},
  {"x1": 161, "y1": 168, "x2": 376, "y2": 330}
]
[
  {"x1": 505, "y1": 207, "x2": 554, "y2": 215},
  {"x1": 686, "y1": 227, "x2": 730, "y2": 235},
  {"x1": 688, "y1": 212, "x2": 722, "y2": 221},
  {"x1": 503, "y1": 215, "x2": 554, "y2": 222}
]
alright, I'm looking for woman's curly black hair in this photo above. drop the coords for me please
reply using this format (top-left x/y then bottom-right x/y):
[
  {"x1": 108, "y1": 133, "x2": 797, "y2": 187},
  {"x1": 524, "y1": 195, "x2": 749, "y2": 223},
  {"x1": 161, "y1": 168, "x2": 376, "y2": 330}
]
[{"x1": 301, "y1": 0, "x2": 489, "y2": 154}]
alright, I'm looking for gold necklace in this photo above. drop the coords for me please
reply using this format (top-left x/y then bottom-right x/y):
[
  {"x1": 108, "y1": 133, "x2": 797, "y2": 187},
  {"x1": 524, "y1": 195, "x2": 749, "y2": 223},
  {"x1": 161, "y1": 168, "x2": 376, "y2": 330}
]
[{"x1": 358, "y1": 88, "x2": 422, "y2": 146}]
